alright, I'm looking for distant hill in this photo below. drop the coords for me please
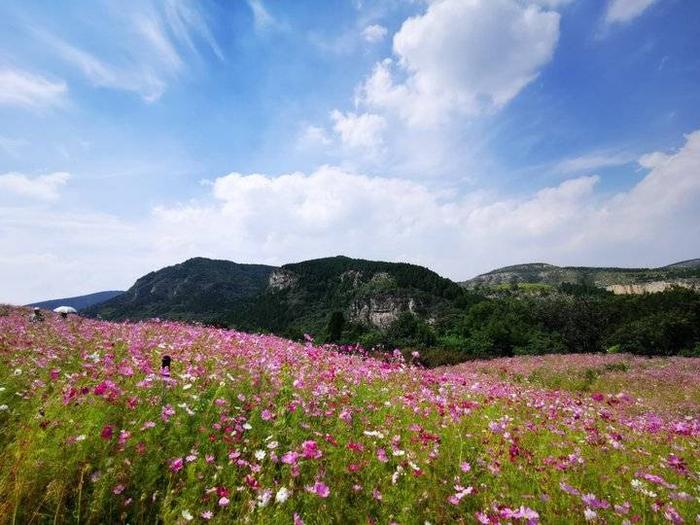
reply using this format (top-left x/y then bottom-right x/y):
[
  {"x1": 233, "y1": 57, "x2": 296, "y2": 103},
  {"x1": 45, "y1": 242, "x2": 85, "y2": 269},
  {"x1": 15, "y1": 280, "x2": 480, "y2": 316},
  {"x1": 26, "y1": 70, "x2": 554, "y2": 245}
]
[
  {"x1": 84, "y1": 257, "x2": 275, "y2": 322},
  {"x1": 87, "y1": 256, "x2": 465, "y2": 336},
  {"x1": 662, "y1": 258, "x2": 700, "y2": 269},
  {"x1": 28, "y1": 290, "x2": 124, "y2": 311},
  {"x1": 462, "y1": 260, "x2": 700, "y2": 293}
]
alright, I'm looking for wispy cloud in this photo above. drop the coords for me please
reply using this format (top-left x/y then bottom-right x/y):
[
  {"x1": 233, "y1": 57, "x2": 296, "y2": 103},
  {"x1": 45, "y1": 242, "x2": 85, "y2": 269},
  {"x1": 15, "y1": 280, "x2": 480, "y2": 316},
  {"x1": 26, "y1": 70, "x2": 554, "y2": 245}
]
[
  {"x1": 35, "y1": 0, "x2": 222, "y2": 102},
  {"x1": 553, "y1": 150, "x2": 636, "y2": 174},
  {"x1": 0, "y1": 171, "x2": 70, "y2": 201},
  {"x1": 246, "y1": 0, "x2": 278, "y2": 31},
  {"x1": 0, "y1": 68, "x2": 66, "y2": 109},
  {"x1": 604, "y1": 0, "x2": 659, "y2": 25},
  {"x1": 362, "y1": 24, "x2": 387, "y2": 44}
]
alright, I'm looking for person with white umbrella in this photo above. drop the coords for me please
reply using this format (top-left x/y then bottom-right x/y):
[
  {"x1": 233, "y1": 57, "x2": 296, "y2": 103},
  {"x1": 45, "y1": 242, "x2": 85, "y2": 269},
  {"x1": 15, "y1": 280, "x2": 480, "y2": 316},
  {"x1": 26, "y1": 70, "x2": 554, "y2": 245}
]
[{"x1": 53, "y1": 305, "x2": 77, "y2": 319}]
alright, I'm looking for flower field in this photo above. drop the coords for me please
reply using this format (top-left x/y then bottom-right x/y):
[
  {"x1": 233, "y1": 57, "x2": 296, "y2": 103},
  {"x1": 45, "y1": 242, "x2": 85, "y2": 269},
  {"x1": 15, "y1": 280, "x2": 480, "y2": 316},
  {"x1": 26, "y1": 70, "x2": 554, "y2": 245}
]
[{"x1": 0, "y1": 308, "x2": 698, "y2": 524}]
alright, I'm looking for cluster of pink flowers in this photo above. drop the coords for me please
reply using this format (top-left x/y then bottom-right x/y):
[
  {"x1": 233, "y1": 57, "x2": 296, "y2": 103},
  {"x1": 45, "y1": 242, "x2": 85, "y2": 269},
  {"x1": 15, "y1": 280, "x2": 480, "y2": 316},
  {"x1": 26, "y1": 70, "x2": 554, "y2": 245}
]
[{"x1": 0, "y1": 307, "x2": 697, "y2": 523}]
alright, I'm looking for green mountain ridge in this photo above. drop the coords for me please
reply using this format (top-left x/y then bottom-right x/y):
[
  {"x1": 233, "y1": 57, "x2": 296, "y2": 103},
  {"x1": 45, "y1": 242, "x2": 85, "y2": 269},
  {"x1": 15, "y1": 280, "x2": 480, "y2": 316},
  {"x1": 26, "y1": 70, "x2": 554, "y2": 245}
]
[
  {"x1": 83, "y1": 255, "x2": 700, "y2": 363},
  {"x1": 86, "y1": 256, "x2": 464, "y2": 337},
  {"x1": 462, "y1": 260, "x2": 700, "y2": 289}
]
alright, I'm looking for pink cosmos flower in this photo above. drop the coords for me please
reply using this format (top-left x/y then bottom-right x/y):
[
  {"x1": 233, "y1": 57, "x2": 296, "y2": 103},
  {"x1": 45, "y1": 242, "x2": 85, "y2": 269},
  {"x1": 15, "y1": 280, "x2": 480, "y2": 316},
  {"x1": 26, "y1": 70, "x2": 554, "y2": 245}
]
[
  {"x1": 161, "y1": 404, "x2": 175, "y2": 422},
  {"x1": 639, "y1": 472, "x2": 677, "y2": 489},
  {"x1": 218, "y1": 496, "x2": 229, "y2": 507},
  {"x1": 281, "y1": 451, "x2": 300, "y2": 465},
  {"x1": 169, "y1": 457, "x2": 184, "y2": 472},
  {"x1": 301, "y1": 440, "x2": 322, "y2": 459},
  {"x1": 581, "y1": 493, "x2": 610, "y2": 509},
  {"x1": 261, "y1": 409, "x2": 274, "y2": 421},
  {"x1": 307, "y1": 481, "x2": 330, "y2": 498},
  {"x1": 201, "y1": 511, "x2": 213, "y2": 520},
  {"x1": 118, "y1": 430, "x2": 130, "y2": 446},
  {"x1": 460, "y1": 462, "x2": 471, "y2": 472},
  {"x1": 293, "y1": 513, "x2": 305, "y2": 525},
  {"x1": 663, "y1": 505, "x2": 683, "y2": 524},
  {"x1": 112, "y1": 484, "x2": 125, "y2": 495},
  {"x1": 510, "y1": 506, "x2": 540, "y2": 523},
  {"x1": 339, "y1": 408, "x2": 352, "y2": 423},
  {"x1": 376, "y1": 448, "x2": 389, "y2": 463}
]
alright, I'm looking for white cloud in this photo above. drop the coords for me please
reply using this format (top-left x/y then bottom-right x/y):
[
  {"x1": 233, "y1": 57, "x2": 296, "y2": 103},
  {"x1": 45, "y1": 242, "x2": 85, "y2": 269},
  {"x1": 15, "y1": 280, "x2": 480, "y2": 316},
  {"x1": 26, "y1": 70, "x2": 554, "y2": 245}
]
[
  {"x1": 362, "y1": 24, "x2": 388, "y2": 43},
  {"x1": 358, "y1": 0, "x2": 560, "y2": 126},
  {"x1": 331, "y1": 110, "x2": 387, "y2": 151},
  {"x1": 37, "y1": 0, "x2": 222, "y2": 102},
  {"x1": 0, "y1": 68, "x2": 67, "y2": 109},
  {"x1": 3, "y1": 130, "x2": 700, "y2": 305},
  {"x1": 145, "y1": 130, "x2": 700, "y2": 278},
  {"x1": 0, "y1": 172, "x2": 70, "y2": 201},
  {"x1": 553, "y1": 150, "x2": 636, "y2": 174},
  {"x1": 605, "y1": 0, "x2": 658, "y2": 24}
]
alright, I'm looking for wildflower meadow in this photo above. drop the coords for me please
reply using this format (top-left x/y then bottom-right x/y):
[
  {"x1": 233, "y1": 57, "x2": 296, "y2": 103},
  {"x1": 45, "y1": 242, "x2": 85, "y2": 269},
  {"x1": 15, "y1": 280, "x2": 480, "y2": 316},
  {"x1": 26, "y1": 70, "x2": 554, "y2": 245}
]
[{"x1": 0, "y1": 307, "x2": 698, "y2": 524}]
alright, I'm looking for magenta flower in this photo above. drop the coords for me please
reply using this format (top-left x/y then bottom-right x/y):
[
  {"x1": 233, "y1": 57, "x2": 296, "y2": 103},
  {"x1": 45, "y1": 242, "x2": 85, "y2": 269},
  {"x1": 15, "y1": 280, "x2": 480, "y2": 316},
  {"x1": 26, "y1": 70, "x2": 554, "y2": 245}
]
[
  {"x1": 100, "y1": 424, "x2": 114, "y2": 440},
  {"x1": 261, "y1": 409, "x2": 274, "y2": 421},
  {"x1": 301, "y1": 440, "x2": 322, "y2": 460},
  {"x1": 169, "y1": 457, "x2": 184, "y2": 472},
  {"x1": 281, "y1": 451, "x2": 300, "y2": 465},
  {"x1": 376, "y1": 448, "x2": 389, "y2": 463},
  {"x1": 307, "y1": 481, "x2": 330, "y2": 498}
]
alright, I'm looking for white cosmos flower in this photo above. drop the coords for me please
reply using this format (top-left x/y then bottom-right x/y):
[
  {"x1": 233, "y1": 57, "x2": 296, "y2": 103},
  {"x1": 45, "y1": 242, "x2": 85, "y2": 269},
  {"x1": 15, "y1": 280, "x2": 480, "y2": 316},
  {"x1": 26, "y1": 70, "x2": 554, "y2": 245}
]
[{"x1": 275, "y1": 487, "x2": 290, "y2": 503}]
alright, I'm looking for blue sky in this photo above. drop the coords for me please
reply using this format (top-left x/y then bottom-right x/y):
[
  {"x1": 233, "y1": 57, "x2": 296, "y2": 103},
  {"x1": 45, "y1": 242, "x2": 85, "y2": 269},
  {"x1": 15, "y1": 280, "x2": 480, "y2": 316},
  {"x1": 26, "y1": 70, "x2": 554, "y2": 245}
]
[{"x1": 1, "y1": 0, "x2": 699, "y2": 304}]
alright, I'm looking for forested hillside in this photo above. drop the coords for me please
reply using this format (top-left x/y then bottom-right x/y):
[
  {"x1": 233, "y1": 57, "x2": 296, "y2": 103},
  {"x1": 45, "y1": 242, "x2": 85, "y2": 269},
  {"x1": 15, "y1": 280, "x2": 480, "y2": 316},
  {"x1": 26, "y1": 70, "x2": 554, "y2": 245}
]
[{"x1": 86, "y1": 257, "x2": 700, "y2": 365}]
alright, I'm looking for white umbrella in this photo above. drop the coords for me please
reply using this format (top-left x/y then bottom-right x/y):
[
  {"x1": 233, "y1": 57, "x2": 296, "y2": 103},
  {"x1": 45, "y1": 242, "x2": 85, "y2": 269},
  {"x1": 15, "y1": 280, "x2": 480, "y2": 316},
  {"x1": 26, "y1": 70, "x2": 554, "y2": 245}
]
[{"x1": 53, "y1": 306, "x2": 78, "y2": 314}]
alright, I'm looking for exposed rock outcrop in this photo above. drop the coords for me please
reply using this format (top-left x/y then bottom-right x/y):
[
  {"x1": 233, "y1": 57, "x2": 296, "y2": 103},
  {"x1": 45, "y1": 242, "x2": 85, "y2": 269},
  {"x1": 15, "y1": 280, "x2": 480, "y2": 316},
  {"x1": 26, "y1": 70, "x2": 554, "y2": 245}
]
[
  {"x1": 268, "y1": 269, "x2": 299, "y2": 291},
  {"x1": 606, "y1": 280, "x2": 699, "y2": 295},
  {"x1": 349, "y1": 295, "x2": 417, "y2": 329}
]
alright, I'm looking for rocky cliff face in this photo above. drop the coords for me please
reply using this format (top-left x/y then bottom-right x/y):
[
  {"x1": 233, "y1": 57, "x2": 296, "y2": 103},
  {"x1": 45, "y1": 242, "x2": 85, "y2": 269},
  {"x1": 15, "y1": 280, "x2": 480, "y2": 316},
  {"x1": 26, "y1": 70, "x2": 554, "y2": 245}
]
[
  {"x1": 349, "y1": 295, "x2": 417, "y2": 329},
  {"x1": 268, "y1": 269, "x2": 299, "y2": 291},
  {"x1": 606, "y1": 280, "x2": 699, "y2": 295}
]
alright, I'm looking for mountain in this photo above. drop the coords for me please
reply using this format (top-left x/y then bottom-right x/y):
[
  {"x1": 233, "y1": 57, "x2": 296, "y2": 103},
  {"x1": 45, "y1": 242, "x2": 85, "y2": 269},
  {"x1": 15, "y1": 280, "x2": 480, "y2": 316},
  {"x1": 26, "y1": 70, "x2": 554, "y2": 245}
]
[
  {"x1": 28, "y1": 290, "x2": 124, "y2": 311},
  {"x1": 80, "y1": 255, "x2": 700, "y2": 362},
  {"x1": 662, "y1": 258, "x2": 700, "y2": 269},
  {"x1": 227, "y1": 256, "x2": 464, "y2": 334},
  {"x1": 84, "y1": 257, "x2": 275, "y2": 322},
  {"x1": 87, "y1": 256, "x2": 465, "y2": 336},
  {"x1": 461, "y1": 260, "x2": 700, "y2": 293}
]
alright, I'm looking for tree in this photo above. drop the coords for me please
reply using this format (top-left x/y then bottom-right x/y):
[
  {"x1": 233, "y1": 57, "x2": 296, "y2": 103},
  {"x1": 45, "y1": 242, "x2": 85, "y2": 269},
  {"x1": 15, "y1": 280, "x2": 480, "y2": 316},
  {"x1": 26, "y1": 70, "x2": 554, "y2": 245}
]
[{"x1": 326, "y1": 311, "x2": 345, "y2": 343}]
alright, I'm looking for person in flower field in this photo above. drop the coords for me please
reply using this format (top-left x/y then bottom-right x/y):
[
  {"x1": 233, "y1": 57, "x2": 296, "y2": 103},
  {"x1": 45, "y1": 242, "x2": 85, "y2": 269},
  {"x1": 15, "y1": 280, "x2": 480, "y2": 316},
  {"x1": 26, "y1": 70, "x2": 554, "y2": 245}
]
[{"x1": 161, "y1": 355, "x2": 172, "y2": 377}]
